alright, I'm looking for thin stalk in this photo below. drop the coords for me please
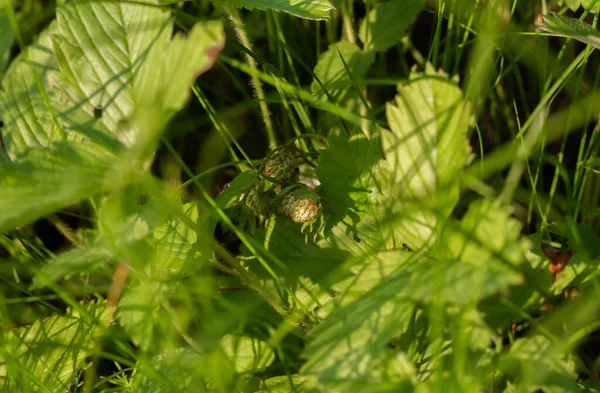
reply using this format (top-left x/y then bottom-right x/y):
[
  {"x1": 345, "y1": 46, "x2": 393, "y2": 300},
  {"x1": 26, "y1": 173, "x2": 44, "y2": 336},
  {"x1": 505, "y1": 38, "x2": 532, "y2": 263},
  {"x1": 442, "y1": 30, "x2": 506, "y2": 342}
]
[{"x1": 223, "y1": 5, "x2": 277, "y2": 148}]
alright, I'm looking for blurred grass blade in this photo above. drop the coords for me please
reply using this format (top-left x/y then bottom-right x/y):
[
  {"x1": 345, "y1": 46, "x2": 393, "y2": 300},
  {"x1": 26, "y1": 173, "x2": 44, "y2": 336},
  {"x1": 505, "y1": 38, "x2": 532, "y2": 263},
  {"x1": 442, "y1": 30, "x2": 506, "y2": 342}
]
[{"x1": 0, "y1": 6, "x2": 14, "y2": 73}]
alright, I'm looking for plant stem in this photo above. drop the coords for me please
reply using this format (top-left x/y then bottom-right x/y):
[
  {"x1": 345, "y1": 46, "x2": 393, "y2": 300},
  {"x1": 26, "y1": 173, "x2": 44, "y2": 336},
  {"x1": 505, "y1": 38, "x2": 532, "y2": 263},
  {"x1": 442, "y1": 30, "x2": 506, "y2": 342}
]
[{"x1": 224, "y1": 5, "x2": 277, "y2": 149}]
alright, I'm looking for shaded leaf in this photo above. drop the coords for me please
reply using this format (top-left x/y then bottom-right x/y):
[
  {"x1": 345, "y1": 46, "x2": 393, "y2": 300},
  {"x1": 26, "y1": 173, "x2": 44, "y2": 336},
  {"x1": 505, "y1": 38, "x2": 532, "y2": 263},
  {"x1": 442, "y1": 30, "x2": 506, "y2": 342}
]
[
  {"x1": 540, "y1": 13, "x2": 600, "y2": 49},
  {"x1": 31, "y1": 246, "x2": 113, "y2": 289},
  {"x1": 301, "y1": 251, "x2": 417, "y2": 391},
  {"x1": 132, "y1": 347, "x2": 235, "y2": 393},
  {"x1": 311, "y1": 42, "x2": 375, "y2": 101},
  {"x1": 500, "y1": 335, "x2": 579, "y2": 393},
  {"x1": 317, "y1": 128, "x2": 392, "y2": 256}
]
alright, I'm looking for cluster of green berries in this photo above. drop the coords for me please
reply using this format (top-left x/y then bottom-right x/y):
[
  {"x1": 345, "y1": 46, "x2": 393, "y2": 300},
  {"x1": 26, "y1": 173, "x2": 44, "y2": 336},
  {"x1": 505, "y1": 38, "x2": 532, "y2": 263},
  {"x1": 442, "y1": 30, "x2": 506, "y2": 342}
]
[{"x1": 238, "y1": 149, "x2": 321, "y2": 225}]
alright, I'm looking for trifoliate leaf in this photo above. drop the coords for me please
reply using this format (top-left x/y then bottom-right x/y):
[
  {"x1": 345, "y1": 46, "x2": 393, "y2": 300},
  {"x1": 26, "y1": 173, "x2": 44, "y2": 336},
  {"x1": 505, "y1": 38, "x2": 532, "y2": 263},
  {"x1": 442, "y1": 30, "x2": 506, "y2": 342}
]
[
  {"x1": 311, "y1": 42, "x2": 375, "y2": 101},
  {"x1": 220, "y1": 0, "x2": 334, "y2": 20},
  {"x1": 382, "y1": 63, "x2": 473, "y2": 249},
  {"x1": 359, "y1": 0, "x2": 425, "y2": 52},
  {"x1": 0, "y1": 301, "x2": 111, "y2": 392}
]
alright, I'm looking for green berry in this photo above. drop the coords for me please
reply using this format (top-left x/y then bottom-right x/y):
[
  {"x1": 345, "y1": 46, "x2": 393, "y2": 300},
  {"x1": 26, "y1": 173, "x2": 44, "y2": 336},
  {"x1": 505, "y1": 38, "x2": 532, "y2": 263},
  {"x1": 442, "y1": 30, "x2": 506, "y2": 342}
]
[
  {"x1": 279, "y1": 188, "x2": 320, "y2": 223},
  {"x1": 263, "y1": 151, "x2": 299, "y2": 182},
  {"x1": 242, "y1": 190, "x2": 269, "y2": 217}
]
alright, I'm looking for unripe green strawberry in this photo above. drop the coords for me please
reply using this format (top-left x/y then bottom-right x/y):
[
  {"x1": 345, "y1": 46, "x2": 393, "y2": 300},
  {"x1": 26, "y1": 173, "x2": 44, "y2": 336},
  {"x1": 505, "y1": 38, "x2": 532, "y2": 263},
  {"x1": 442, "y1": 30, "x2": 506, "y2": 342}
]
[
  {"x1": 279, "y1": 188, "x2": 321, "y2": 223},
  {"x1": 241, "y1": 189, "x2": 269, "y2": 217},
  {"x1": 263, "y1": 151, "x2": 299, "y2": 182}
]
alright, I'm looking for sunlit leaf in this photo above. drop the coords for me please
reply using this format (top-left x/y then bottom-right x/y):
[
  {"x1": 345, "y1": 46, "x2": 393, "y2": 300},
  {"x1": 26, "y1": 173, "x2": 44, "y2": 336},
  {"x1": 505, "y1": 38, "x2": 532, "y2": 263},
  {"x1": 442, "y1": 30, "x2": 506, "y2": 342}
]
[
  {"x1": 382, "y1": 63, "x2": 473, "y2": 249},
  {"x1": 558, "y1": 0, "x2": 600, "y2": 13},
  {"x1": 219, "y1": 0, "x2": 334, "y2": 20},
  {"x1": 0, "y1": 301, "x2": 111, "y2": 391},
  {"x1": 51, "y1": 0, "x2": 225, "y2": 147},
  {"x1": 220, "y1": 334, "x2": 275, "y2": 373},
  {"x1": 359, "y1": 0, "x2": 424, "y2": 52},
  {"x1": 500, "y1": 335, "x2": 579, "y2": 393}
]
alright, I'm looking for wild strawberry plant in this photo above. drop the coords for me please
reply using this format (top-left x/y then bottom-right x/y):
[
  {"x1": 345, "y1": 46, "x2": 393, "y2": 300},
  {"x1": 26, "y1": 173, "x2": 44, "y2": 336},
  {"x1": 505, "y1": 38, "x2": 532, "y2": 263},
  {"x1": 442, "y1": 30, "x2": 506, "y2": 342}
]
[{"x1": 2, "y1": 0, "x2": 600, "y2": 392}]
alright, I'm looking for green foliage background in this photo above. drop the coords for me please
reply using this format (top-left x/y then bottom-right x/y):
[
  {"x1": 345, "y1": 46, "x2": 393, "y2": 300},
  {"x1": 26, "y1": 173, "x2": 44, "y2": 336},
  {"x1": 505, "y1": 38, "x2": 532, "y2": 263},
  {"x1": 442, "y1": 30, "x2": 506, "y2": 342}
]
[{"x1": 2, "y1": 0, "x2": 600, "y2": 392}]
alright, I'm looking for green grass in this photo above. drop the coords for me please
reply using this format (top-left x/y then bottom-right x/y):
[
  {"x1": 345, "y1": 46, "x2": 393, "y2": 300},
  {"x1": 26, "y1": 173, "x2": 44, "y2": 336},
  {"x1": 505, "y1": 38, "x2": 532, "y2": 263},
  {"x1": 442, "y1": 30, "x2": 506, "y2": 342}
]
[{"x1": 2, "y1": 0, "x2": 600, "y2": 392}]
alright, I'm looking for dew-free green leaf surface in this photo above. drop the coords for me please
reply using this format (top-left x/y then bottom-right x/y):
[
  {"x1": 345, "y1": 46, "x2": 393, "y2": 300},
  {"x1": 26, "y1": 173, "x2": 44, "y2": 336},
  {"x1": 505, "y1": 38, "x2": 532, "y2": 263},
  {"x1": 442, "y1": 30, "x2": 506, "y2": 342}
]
[
  {"x1": 558, "y1": 0, "x2": 600, "y2": 13},
  {"x1": 500, "y1": 335, "x2": 579, "y2": 393},
  {"x1": 256, "y1": 375, "x2": 308, "y2": 392},
  {"x1": 220, "y1": 334, "x2": 275, "y2": 373},
  {"x1": 359, "y1": 0, "x2": 425, "y2": 52},
  {"x1": 0, "y1": 142, "x2": 114, "y2": 232},
  {"x1": 311, "y1": 42, "x2": 375, "y2": 101},
  {"x1": 0, "y1": 301, "x2": 111, "y2": 392},
  {"x1": 0, "y1": 28, "x2": 64, "y2": 158},
  {"x1": 301, "y1": 251, "x2": 417, "y2": 391},
  {"x1": 52, "y1": 0, "x2": 225, "y2": 146},
  {"x1": 132, "y1": 347, "x2": 234, "y2": 393},
  {"x1": 118, "y1": 279, "x2": 166, "y2": 351},
  {"x1": 220, "y1": 0, "x2": 334, "y2": 20},
  {"x1": 540, "y1": 13, "x2": 600, "y2": 49},
  {"x1": 382, "y1": 64, "x2": 473, "y2": 249},
  {"x1": 31, "y1": 246, "x2": 113, "y2": 289},
  {"x1": 317, "y1": 128, "x2": 392, "y2": 256}
]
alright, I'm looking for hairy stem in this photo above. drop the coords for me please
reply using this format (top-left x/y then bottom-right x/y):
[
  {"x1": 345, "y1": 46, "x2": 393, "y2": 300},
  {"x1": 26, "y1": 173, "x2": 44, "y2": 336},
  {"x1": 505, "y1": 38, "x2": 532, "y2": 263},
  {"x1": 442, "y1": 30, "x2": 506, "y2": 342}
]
[{"x1": 224, "y1": 5, "x2": 277, "y2": 148}]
